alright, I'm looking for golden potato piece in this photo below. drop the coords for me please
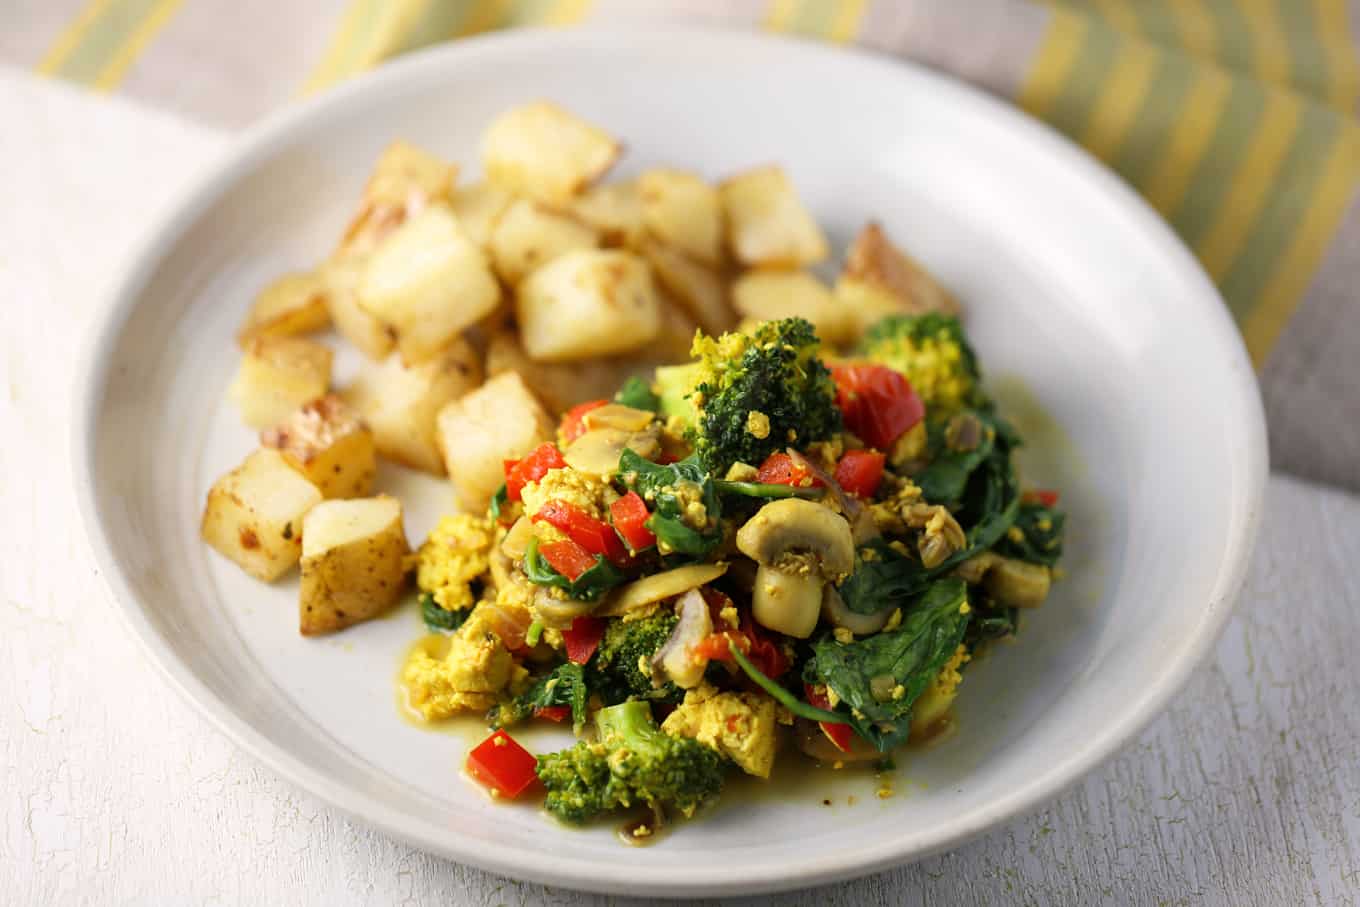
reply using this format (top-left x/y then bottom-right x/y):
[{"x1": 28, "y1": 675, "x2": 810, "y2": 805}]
[
  {"x1": 319, "y1": 255, "x2": 395, "y2": 360},
  {"x1": 237, "y1": 272, "x2": 330, "y2": 346},
  {"x1": 435, "y1": 371, "x2": 555, "y2": 511},
  {"x1": 359, "y1": 204, "x2": 501, "y2": 365},
  {"x1": 481, "y1": 102, "x2": 619, "y2": 205},
  {"x1": 515, "y1": 249, "x2": 662, "y2": 362},
  {"x1": 260, "y1": 394, "x2": 377, "y2": 499},
  {"x1": 638, "y1": 168, "x2": 723, "y2": 265},
  {"x1": 570, "y1": 180, "x2": 646, "y2": 248},
  {"x1": 721, "y1": 165, "x2": 828, "y2": 267},
  {"x1": 201, "y1": 449, "x2": 323, "y2": 582},
  {"x1": 337, "y1": 141, "x2": 457, "y2": 257},
  {"x1": 344, "y1": 339, "x2": 482, "y2": 475},
  {"x1": 299, "y1": 495, "x2": 410, "y2": 636},
  {"x1": 731, "y1": 270, "x2": 851, "y2": 345},
  {"x1": 638, "y1": 238, "x2": 734, "y2": 336},
  {"x1": 837, "y1": 222, "x2": 960, "y2": 337},
  {"x1": 449, "y1": 180, "x2": 514, "y2": 249},
  {"x1": 489, "y1": 198, "x2": 598, "y2": 285},
  {"x1": 229, "y1": 336, "x2": 333, "y2": 429},
  {"x1": 483, "y1": 330, "x2": 661, "y2": 415}
]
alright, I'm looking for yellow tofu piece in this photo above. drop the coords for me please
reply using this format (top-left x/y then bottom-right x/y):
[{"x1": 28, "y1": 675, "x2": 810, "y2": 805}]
[{"x1": 661, "y1": 683, "x2": 782, "y2": 778}]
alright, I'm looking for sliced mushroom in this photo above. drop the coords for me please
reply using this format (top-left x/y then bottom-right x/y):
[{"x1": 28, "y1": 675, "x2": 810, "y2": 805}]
[
  {"x1": 952, "y1": 550, "x2": 1001, "y2": 584},
  {"x1": 821, "y1": 585, "x2": 894, "y2": 636},
  {"x1": 596, "y1": 562, "x2": 728, "y2": 617},
  {"x1": 984, "y1": 558, "x2": 1051, "y2": 608},
  {"x1": 581, "y1": 403, "x2": 655, "y2": 433},
  {"x1": 735, "y1": 498, "x2": 855, "y2": 579},
  {"x1": 532, "y1": 586, "x2": 599, "y2": 628},
  {"x1": 499, "y1": 515, "x2": 535, "y2": 559},
  {"x1": 562, "y1": 426, "x2": 660, "y2": 476},
  {"x1": 752, "y1": 564, "x2": 823, "y2": 639}
]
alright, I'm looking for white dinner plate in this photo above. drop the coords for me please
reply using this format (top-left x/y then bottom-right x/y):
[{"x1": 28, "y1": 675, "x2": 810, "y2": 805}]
[{"x1": 73, "y1": 26, "x2": 1267, "y2": 897}]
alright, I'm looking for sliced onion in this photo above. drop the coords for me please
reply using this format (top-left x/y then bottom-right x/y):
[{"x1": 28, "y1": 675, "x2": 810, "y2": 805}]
[
  {"x1": 652, "y1": 588, "x2": 712, "y2": 689},
  {"x1": 788, "y1": 448, "x2": 878, "y2": 544},
  {"x1": 820, "y1": 585, "x2": 894, "y2": 636}
]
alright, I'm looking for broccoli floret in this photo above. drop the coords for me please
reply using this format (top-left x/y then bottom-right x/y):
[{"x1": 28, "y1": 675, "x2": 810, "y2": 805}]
[
  {"x1": 536, "y1": 700, "x2": 726, "y2": 824},
  {"x1": 686, "y1": 318, "x2": 841, "y2": 474},
  {"x1": 587, "y1": 611, "x2": 682, "y2": 706},
  {"x1": 859, "y1": 313, "x2": 983, "y2": 411}
]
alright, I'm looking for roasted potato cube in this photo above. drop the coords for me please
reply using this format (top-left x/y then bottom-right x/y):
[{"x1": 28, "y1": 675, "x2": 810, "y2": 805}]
[
  {"x1": 721, "y1": 166, "x2": 828, "y2": 267},
  {"x1": 639, "y1": 238, "x2": 734, "y2": 335},
  {"x1": 732, "y1": 270, "x2": 851, "y2": 345},
  {"x1": 652, "y1": 293, "x2": 702, "y2": 363},
  {"x1": 344, "y1": 339, "x2": 482, "y2": 474},
  {"x1": 837, "y1": 222, "x2": 960, "y2": 336},
  {"x1": 299, "y1": 495, "x2": 410, "y2": 635},
  {"x1": 483, "y1": 329, "x2": 659, "y2": 415},
  {"x1": 481, "y1": 102, "x2": 619, "y2": 205},
  {"x1": 515, "y1": 249, "x2": 662, "y2": 361},
  {"x1": 229, "y1": 336, "x2": 333, "y2": 429},
  {"x1": 337, "y1": 141, "x2": 457, "y2": 257},
  {"x1": 200, "y1": 449, "x2": 323, "y2": 581},
  {"x1": 638, "y1": 168, "x2": 723, "y2": 265},
  {"x1": 435, "y1": 371, "x2": 554, "y2": 510},
  {"x1": 571, "y1": 180, "x2": 646, "y2": 247},
  {"x1": 449, "y1": 180, "x2": 514, "y2": 249},
  {"x1": 489, "y1": 198, "x2": 598, "y2": 285},
  {"x1": 359, "y1": 204, "x2": 501, "y2": 365},
  {"x1": 236, "y1": 272, "x2": 330, "y2": 346},
  {"x1": 319, "y1": 255, "x2": 395, "y2": 360},
  {"x1": 260, "y1": 394, "x2": 377, "y2": 499}
]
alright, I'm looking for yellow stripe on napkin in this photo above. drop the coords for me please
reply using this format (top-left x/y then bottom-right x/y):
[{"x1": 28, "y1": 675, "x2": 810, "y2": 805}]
[{"x1": 38, "y1": 0, "x2": 182, "y2": 90}]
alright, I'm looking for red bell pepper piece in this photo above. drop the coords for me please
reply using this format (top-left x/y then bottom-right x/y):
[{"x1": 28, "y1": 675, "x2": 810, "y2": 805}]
[
  {"x1": 533, "y1": 499, "x2": 629, "y2": 565},
  {"x1": 537, "y1": 538, "x2": 598, "y2": 581},
  {"x1": 834, "y1": 449, "x2": 886, "y2": 498},
  {"x1": 466, "y1": 730, "x2": 539, "y2": 798},
  {"x1": 533, "y1": 705, "x2": 570, "y2": 723},
  {"x1": 804, "y1": 684, "x2": 854, "y2": 753},
  {"x1": 609, "y1": 491, "x2": 657, "y2": 553},
  {"x1": 504, "y1": 443, "x2": 567, "y2": 502},
  {"x1": 756, "y1": 452, "x2": 823, "y2": 488},
  {"x1": 562, "y1": 615, "x2": 607, "y2": 664},
  {"x1": 830, "y1": 364, "x2": 925, "y2": 450},
  {"x1": 559, "y1": 399, "x2": 609, "y2": 443},
  {"x1": 1023, "y1": 489, "x2": 1060, "y2": 508}
]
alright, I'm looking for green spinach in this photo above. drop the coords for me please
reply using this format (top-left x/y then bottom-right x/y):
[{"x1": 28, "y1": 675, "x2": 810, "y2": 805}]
[
  {"x1": 617, "y1": 449, "x2": 723, "y2": 559},
  {"x1": 523, "y1": 538, "x2": 625, "y2": 601}
]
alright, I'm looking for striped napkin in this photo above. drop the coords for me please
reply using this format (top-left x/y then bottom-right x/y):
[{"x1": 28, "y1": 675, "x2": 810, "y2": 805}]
[{"x1": 16, "y1": 0, "x2": 1360, "y2": 491}]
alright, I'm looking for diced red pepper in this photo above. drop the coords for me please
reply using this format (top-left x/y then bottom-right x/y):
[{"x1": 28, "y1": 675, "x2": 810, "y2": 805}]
[
  {"x1": 1023, "y1": 489, "x2": 1060, "y2": 508},
  {"x1": 466, "y1": 730, "x2": 539, "y2": 798},
  {"x1": 756, "y1": 452, "x2": 823, "y2": 488},
  {"x1": 830, "y1": 364, "x2": 925, "y2": 450},
  {"x1": 692, "y1": 611, "x2": 790, "y2": 680},
  {"x1": 562, "y1": 615, "x2": 607, "y2": 664},
  {"x1": 609, "y1": 491, "x2": 657, "y2": 553},
  {"x1": 805, "y1": 684, "x2": 854, "y2": 753},
  {"x1": 533, "y1": 705, "x2": 570, "y2": 723},
  {"x1": 834, "y1": 449, "x2": 886, "y2": 498},
  {"x1": 537, "y1": 538, "x2": 598, "y2": 582},
  {"x1": 533, "y1": 499, "x2": 629, "y2": 565},
  {"x1": 559, "y1": 399, "x2": 609, "y2": 444},
  {"x1": 504, "y1": 443, "x2": 567, "y2": 502},
  {"x1": 655, "y1": 451, "x2": 681, "y2": 465}
]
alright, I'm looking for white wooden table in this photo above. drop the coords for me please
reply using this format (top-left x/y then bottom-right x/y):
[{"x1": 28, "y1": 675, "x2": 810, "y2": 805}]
[{"x1": 4, "y1": 71, "x2": 1359, "y2": 905}]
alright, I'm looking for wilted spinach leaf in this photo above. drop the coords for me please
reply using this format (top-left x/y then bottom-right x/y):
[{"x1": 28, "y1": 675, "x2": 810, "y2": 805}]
[
  {"x1": 523, "y1": 538, "x2": 625, "y2": 601},
  {"x1": 617, "y1": 449, "x2": 723, "y2": 559}
]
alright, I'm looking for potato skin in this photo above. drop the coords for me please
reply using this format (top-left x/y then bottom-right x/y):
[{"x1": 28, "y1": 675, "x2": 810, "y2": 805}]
[
  {"x1": 260, "y1": 394, "x2": 377, "y2": 499},
  {"x1": 298, "y1": 496, "x2": 410, "y2": 636}
]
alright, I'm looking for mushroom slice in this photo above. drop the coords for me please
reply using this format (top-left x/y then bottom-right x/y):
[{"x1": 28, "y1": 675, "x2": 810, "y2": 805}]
[
  {"x1": 652, "y1": 588, "x2": 712, "y2": 688},
  {"x1": 752, "y1": 565, "x2": 823, "y2": 639},
  {"x1": 735, "y1": 498, "x2": 855, "y2": 579},
  {"x1": 596, "y1": 563, "x2": 728, "y2": 617},
  {"x1": 984, "y1": 558, "x2": 1051, "y2": 608},
  {"x1": 821, "y1": 585, "x2": 894, "y2": 636}
]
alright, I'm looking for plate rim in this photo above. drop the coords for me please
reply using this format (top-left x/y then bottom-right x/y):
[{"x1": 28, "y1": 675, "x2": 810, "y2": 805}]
[{"x1": 71, "y1": 23, "x2": 1268, "y2": 896}]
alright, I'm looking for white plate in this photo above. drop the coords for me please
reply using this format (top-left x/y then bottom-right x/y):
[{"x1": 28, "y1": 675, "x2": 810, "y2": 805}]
[{"x1": 73, "y1": 26, "x2": 1266, "y2": 897}]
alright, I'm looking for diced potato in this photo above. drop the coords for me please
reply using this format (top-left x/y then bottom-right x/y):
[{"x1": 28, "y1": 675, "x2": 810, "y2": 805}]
[
  {"x1": 299, "y1": 495, "x2": 410, "y2": 635},
  {"x1": 435, "y1": 371, "x2": 555, "y2": 510},
  {"x1": 229, "y1": 336, "x2": 333, "y2": 429},
  {"x1": 236, "y1": 272, "x2": 330, "y2": 346},
  {"x1": 337, "y1": 141, "x2": 457, "y2": 257},
  {"x1": 488, "y1": 198, "x2": 598, "y2": 285},
  {"x1": 449, "y1": 180, "x2": 514, "y2": 249},
  {"x1": 721, "y1": 166, "x2": 828, "y2": 267},
  {"x1": 319, "y1": 255, "x2": 395, "y2": 360},
  {"x1": 481, "y1": 102, "x2": 619, "y2": 205},
  {"x1": 731, "y1": 270, "x2": 852, "y2": 345},
  {"x1": 638, "y1": 168, "x2": 723, "y2": 265},
  {"x1": 200, "y1": 449, "x2": 323, "y2": 582},
  {"x1": 484, "y1": 330, "x2": 657, "y2": 415},
  {"x1": 837, "y1": 222, "x2": 960, "y2": 337},
  {"x1": 344, "y1": 339, "x2": 482, "y2": 474},
  {"x1": 515, "y1": 249, "x2": 662, "y2": 361},
  {"x1": 639, "y1": 238, "x2": 734, "y2": 335},
  {"x1": 359, "y1": 204, "x2": 501, "y2": 365},
  {"x1": 571, "y1": 180, "x2": 646, "y2": 247},
  {"x1": 652, "y1": 293, "x2": 702, "y2": 362},
  {"x1": 260, "y1": 394, "x2": 377, "y2": 499}
]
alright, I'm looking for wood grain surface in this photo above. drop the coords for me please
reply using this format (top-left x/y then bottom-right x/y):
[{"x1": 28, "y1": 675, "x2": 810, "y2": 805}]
[{"x1": 3, "y1": 71, "x2": 1358, "y2": 906}]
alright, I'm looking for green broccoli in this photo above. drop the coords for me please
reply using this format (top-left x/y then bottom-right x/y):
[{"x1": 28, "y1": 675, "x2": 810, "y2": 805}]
[
  {"x1": 587, "y1": 610, "x2": 683, "y2": 706},
  {"x1": 859, "y1": 313, "x2": 983, "y2": 411},
  {"x1": 685, "y1": 318, "x2": 841, "y2": 474},
  {"x1": 536, "y1": 700, "x2": 727, "y2": 824}
]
